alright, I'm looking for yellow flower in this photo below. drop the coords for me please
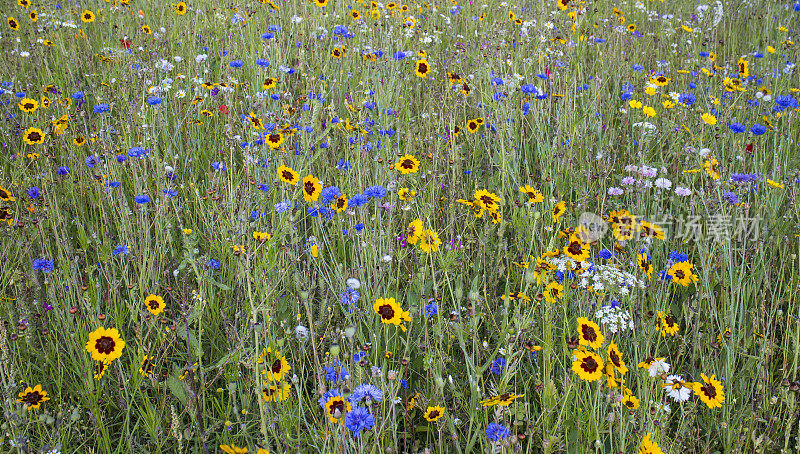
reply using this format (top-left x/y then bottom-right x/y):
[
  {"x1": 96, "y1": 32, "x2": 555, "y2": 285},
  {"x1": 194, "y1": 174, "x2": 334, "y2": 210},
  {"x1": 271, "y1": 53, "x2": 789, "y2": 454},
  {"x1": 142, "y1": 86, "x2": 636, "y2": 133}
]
[
  {"x1": 85, "y1": 327, "x2": 126, "y2": 363},
  {"x1": 423, "y1": 405, "x2": 445, "y2": 421},
  {"x1": 406, "y1": 219, "x2": 424, "y2": 244},
  {"x1": 260, "y1": 348, "x2": 291, "y2": 382},
  {"x1": 144, "y1": 294, "x2": 165, "y2": 316},
  {"x1": 172, "y1": 2, "x2": 187, "y2": 15},
  {"x1": 394, "y1": 154, "x2": 420, "y2": 174},
  {"x1": 80, "y1": 10, "x2": 95, "y2": 23},
  {"x1": 766, "y1": 179, "x2": 784, "y2": 189},
  {"x1": 667, "y1": 261, "x2": 698, "y2": 287},
  {"x1": 691, "y1": 373, "x2": 725, "y2": 409},
  {"x1": 17, "y1": 384, "x2": 50, "y2": 411},
  {"x1": 182, "y1": 228, "x2": 192, "y2": 234},
  {"x1": 622, "y1": 393, "x2": 640, "y2": 410},
  {"x1": 642, "y1": 106, "x2": 656, "y2": 117},
  {"x1": 262, "y1": 381, "x2": 290, "y2": 402},
  {"x1": 519, "y1": 185, "x2": 543, "y2": 203},
  {"x1": 571, "y1": 350, "x2": 604, "y2": 381},
  {"x1": 701, "y1": 112, "x2": 717, "y2": 125},
  {"x1": 373, "y1": 297, "x2": 412, "y2": 332},
  {"x1": 414, "y1": 59, "x2": 431, "y2": 78},
  {"x1": 398, "y1": 188, "x2": 415, "y2": 201},
  {"x1": 253, "y1": 231, "x2": 272, "y2": 242},
  {"x1": 576, "y1": 317, "x2": 604, "y2": 349},
  {"x1": 277, "y1": 165, "x2": 299, "y2": 185},
  {"x1": 638, "y1": 433, "x2": 665, "y2": 454},
  {"x1": 544, "y1": 281, "x2": 563, "y2": 303},
  {"x1": 606, "y1": 341, "x2": 628, "y2": 374},
  {"x1": 220, "y1": 444, "x2": 248, "y2": 454},
  {"x1": 552, "y1": 201, "x2": 566, "y2": 223},
  {"x1": 418, "y1": 229, "x2": 441, "y2": 253}
]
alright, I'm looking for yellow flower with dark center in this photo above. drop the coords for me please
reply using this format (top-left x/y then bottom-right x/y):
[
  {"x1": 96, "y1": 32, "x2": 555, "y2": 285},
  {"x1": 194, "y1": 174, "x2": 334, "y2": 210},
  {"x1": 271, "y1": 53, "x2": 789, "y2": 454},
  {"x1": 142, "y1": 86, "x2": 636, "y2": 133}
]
[
  {"x1": 260, "y1": 347, "x2": 291, "y2": 382},
  {"x1": 466, "y1": 118, "x2": 482, "y2": 133},
  {"x1": 18, "y1": 98, "x2": 38, "y2": 113},
  {"x1": 406, "y1": 219, "x2": 423, "y2": 244},
  {"x1": 667, "y1": 261, "x2": 698, "y2": 286},
  {"x1": 301, "y1": 175, "x2": 321, "y2": 202},
  {"x1": 480, "y1": 392, "x2": 524, "y2": 407},
  {"x1": 604, "y1": 363, "x2": 623, "y2": 388},
  {"x1": 139, "y1": 355, "x2": 155, "y2": 377},
  {"x1": 8, "y1": 17, "x2": 20, "y2": 30},
  {"x1": 17, "y1": 384, "x2": 50, "y2": 411},
  {"x1": 172, "y1": 2, "x2": 187, "y2": 15},
  {"x1": 557, "y1": 0, "x2": 571, "y2": 10},
  {"x1": 253, "y1": 231, "x2": 271, "y2": 242},
  {"x1": 638, "y1": 221, "x2": 664, "y2": 240},
  {"x1": 563, "y1": 234, "x2": 589, "y2": 261},
  {"x1": 502, "y1": 291, "x2": 531, "y2": 304},
  {"x1": 398, "y1": 188, "x2": 415, "y2": 201},
  {"x1": 552, "y1": 201, "x2": 566, "y2": 223},
  {"x1": 18, "y1": 0, "x2": 31, "y2": 7},
  {"x1": 331, "y1": 47, "x2": 345, "y2": 59},
  {"x1": 142, "y1": 24, "x2": 152, "y2": 34},
  {"x1": 627, "y1": 23, "x2": 636, "y2": 32},
  {"x1": 650, "y1": 76, "x2": 670, "y2": 87},
  {"x1": 544, "y1": 281, "x2": 563, "y2": 303},
  {"x1": 691, "y1": 373, "x2": 724, "y2": 409},
  {"x1": 144, "y1": 294, "x2": 165, "y2": 316},
  {"x1": 23, "y1": 127, "x2": 45, "y2": 145},
  {"x1": 93, "y1": 361, "x2": 109, "y2": 379},
  {"x1": 394, "y1": 154, "x2": 420, "y2": 174},
  {"x1": 373, "y1": 297, "x2": 412, "y2": 332},
  {"x1": 277, "y1": 165, "x2": 299, "y2": 185},
  {"x1": 473, "y1": 189, "x2": 500, "y2": 212},
  {"x1": 314, "y1": 0, "x2": 329, "y2": 6},
  {"x1": 423, "y1": 405, "x2": 445, "y2": 421},
  {"x1": 262, "y1": 78, "x2": 278, "y2": 90},
  {"x1": 419, "y1": 229, "x2": 441, "y2": 253},
  {"x1": 85, "y1": 327, "x2": 126, "y2": 363},
  {"x1": 73, "y1": 136, "x2": 86, "y2": 146},
  {"x1": 81, "y1": 10, "x2": 95, "y2": 22},
  {"x1": 350, "y1": 9, "x2": 360, "y2": 20},
  {"x1": 266, "y1": 132, "x2": 284, "y2": 149},
  {"x1": 622, "y1": 393, "x2": 640, "y2": 410},
  {"x1": 737, "y1": 58, "x2": 749, "y2": 78},
  {"x1": 324, "y1": 395, "x2": 351, "y2": 423},
  {"x1": 703, "y1": 157, "x2": 720, "y2": 180},
  {"x1": 220, "y1": 444, "x2": 248, "y2": 454},
  {"x1": 576, "y1": 317, "x2": 604, "y2": 349},
  {"x1": 638, "y1": 433, "x2": 665, "y2": 454},
  {"x1": 40, "y1": 96, "x2": 51, "y2": 108},
  {"x1": 606, "y1": 341, "x2": 628, "y2": 374},
  {"x1": 415, "y1": 59, "x2": 431, "y2": 78},
  {"x1": 519, "y1": 185, "x2": 543, "y2": 203},
  {"x1": 657, "y1": 310, "x2": 679, "y2": 337},
  {"x1": 0, "y1": 185, "x2": 15, "y2": 202},
  {"x1": 571, "y1": 350, "x2": 604, "y2": 381},
  {"x1": 330, "y1": 194, "x2": 348, "y2": 212},
  {"x1": 524, "y1": 341, "x2": 542, "y2": 352},
  {"x1": 262, "y1": 381, "x2": 290, "y2": 402},
  {"x1": 637, "y1": 253, "x2": 652, "y2": 280}
]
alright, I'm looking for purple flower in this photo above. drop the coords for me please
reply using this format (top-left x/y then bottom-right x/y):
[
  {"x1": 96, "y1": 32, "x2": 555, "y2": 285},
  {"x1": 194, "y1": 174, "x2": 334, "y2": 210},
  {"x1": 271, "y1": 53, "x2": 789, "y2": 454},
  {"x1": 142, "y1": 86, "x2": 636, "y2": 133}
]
[{"x1": 27, "y1": 187, "x2": 41, "y2": 198}]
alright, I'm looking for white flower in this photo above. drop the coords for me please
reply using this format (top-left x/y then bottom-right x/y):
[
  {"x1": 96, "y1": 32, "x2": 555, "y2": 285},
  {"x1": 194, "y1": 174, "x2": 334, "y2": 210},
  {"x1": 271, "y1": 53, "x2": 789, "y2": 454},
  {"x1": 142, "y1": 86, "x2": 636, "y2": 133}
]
[
  {"x1": 654, "y1": 178, "x2": 672, "y2": 189},
  {"x1": 346, "y1": 278, "x2": 361, "y2": 289},
  {"x1": 294, "y1": 325, "x2": 309, "y2": 341},
  {"x1": 648, "y1": 358, "x2": 670, "y2": 377},
  {"x1": 608, "y1": 187, "x2": 624, "y2": 196},
  {"x1": 195, "y1": 53, "x2": 208, "y2": 63},
  {"x1": 674, "y1": 186, "x2": 692, "y2": 196},
  {"x1": 663, "y1": 375, "x2": 692, "y2": 402},
  {"x1": 698, "y1": 148, "x2": 712, "y2": 157},
  {"x1": 291, "y1": 15, "x2": 303, "y2": 23},
  {"x1": 624, "y1": 165, "x2": 639, "y2": 173}
]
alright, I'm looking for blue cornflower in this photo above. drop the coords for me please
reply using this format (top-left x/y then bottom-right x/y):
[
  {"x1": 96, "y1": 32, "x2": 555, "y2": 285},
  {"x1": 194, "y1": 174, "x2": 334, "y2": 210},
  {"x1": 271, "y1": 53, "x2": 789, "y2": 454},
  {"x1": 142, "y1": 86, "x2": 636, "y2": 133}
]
[
  {"x1": 699, "y1": 51, "x2": 710, "y2": 57},
  {"x1": 393, "y1": 51, "x2": 408, "y2": 60},
  {"x1": 324, "y1": 362, "x2": 349, "y2": 383},
  {"x1": 354, "y1": 222, "x2": 365, "y2": 231},
  {"x1": 275, "y1": 199, "x2": 292, "y2": 212},
  {"x1": 71, "y1": 91, "x2": 85, "y2": 100},
  {"x1": 320, "y1": 186, "x2": 342, "y2": 204},
  {"x1": 731, "y1": 173, "x2": 758, "y2": 183},
  {"x1": 85, "y1": 155, "x2": 99, "y2": 167},
  {"x1": 162, "y1": 188, "x2": 178, "y2": 198},
  {"x1": 134, "y1": 194, "x2": 150, "y2": 204},
  {"x1": 485, "y1": 423, "x2": 511, "y2": 442},
  {"x1": 93, "y1": 103, "x2": 111, "y2": 114},
  {"x1": 490, "y1": 357, "x2": 505, "y2": 375},
  {"x1": 256, "y1": 58, "x2": 270, "y2": 68},
  {"x1": 632, "y1": 64, "x2": 644, "y2": 72},
  {"x1": 340, "y1": 288, "x2": 360, "y2": 308},
  {"x1": 229, "y1": 60, "x2": 243, "y2": 68},
  {"x1": 729, "y1": 123, "x2": 747, "y2": 133},
  {"x1": 337, "y1": 158, "x2": 352, "y2": 171},
  {"x1": 262, "y1": 32, "x2": 275, "y2": 40},
  {"x1": 32, "y1": 258, "x2": 55, "y2": 273},
  {"x1": 345, "y1": 407, "x2": 375, "y2": 438},
  {"x1": 424, "y1": 300, "x2": 438, "y2": 319},
  {"x1": 27, "y1": 187, "x2": 41, "y2": 199},
  {"x1": 604, "y1": 299, "x2": 620, "y2": 308},
  {"x1": 104, "y1": 180, "x2": 121, "y2": 190},
  {"x1": 251, "y1": 210, "x2": 263, "y2": 220},
  {"x1": 211, "y1": 161, "x2": 227, "y2": 171},
  {"x1": 116, "y1": 154, "x2": 128, "y2": 163},
  {"x1": 146, "y1": 97, "x2": 162, "y2": 106},
  {"x1": 268, "y1": 24, "x2": 281, "y2": 31},
  {"x1": 207, "y1": 259, "x2": 221, "y2": 269},
  {"x1": 490, "y1": 77, "x2": 504, "y2": 86},
  {"x1": 364, "y1": 185, "x2": 387, "y2": 199},
  {"x1": 112, "y1": 244, "x2": 129, "y2": 255},
  {"x1": 349, "y1": 384, "x2": 383, "y2": 404},
  {"x1": 723, "y1": 190, "x2": 740, "y2": 205},
  {"x1": 668, "y1": 251, "x2": 688, "y2": 263},
  {"x1": 751, "y1": 124, "x2": 767, "y2": 135},
  {"x1": 620, "y1": 92, "x2": 632, "y2": 100},
  {"x1": 679, "y1": 93, "x2": 696, "y2": 105},
  {"x1": 349, "y1": 194, "x2": 369, "y2": 208},
  {"x1": 776, "y1": 95, "x2": 798, "y2": 108},
  {"x1": 596, "y1": 249, "x2": 614, "y2": 260},
  {"x1": 256, "y1": 184, "x2": 270, "y2": 192},
  {"x1": 56, "y1": 166, "x2": 70, "y2": 175}
]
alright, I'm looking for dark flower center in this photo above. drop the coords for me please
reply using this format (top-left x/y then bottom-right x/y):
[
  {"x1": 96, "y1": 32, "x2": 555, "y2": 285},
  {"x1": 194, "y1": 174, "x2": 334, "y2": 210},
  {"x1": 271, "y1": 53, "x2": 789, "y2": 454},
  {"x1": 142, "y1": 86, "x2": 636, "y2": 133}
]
[
  {"x1": 401, "y1": 159, "x2": 415, "y2": 169},
  {"x1": 702, "y1": 382, "x2": 717, "y2": 398},
  {"x1": 378, "y1": 304, "x2": 395, "y2": 320},
  {"x1": 610, "y1": 350, "x2": 621, "y2": 367},
  {"x1": 674, "y1": 270, "x2": 685, "y2": 279},
  {"x1": 95, "y1": 336, "x2": 117, "y2": 354},
  {"x1": 304, "y1": 181, "x2": 316, "y2": 196},
  {"x1": 427, "y1": 410, "x2": 440, "y2": 419},
  {"x1": 328, "y1": 399, "x2": 346, "y2": 415},
  {"x1": 271, "y1": 359, "x2": 283, "y2": 374},
  {"x1": 567, "y1": 241, "x2": 583, "y2": 256},
  {"x1": 147, "y1": 299, "x2": 160, "y2": 310},
  {"x1": 281, "y1": 170, "x2": 294, "y2": 181},
  {"x1": 581, "y1": 357, "x2": 599, "y2": 373},
  {"x1": 28, "y1": 131, "x2": 42, "y2": 142},
  {"x1": 418, "y1": 63, "x2": 428, "y2": 73},
  {"x1": 22, "y1": 391, "x2": 43, "y2": 405},
  {"x1": 581, "y1": 325, "x2": 597, "y2": 342}
]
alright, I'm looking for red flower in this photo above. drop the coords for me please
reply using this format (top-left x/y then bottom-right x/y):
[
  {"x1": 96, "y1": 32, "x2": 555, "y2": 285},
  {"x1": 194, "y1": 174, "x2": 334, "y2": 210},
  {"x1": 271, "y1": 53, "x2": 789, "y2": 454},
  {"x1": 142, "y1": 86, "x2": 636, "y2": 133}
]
[
  {"x1": 120, "y1": 38, "x2": 132, "y2": 49},
  {"x1": 220, "y1": 105, "x2": 229, "y2": 115}
]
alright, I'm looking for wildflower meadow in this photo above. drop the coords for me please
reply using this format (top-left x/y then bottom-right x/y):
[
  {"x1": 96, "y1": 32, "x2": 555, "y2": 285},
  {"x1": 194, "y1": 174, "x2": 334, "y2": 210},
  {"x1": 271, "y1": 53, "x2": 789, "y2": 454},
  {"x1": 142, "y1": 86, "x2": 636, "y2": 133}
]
[{"x1": 2, "y1": 0, "x2": 800, "y2": 452}]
